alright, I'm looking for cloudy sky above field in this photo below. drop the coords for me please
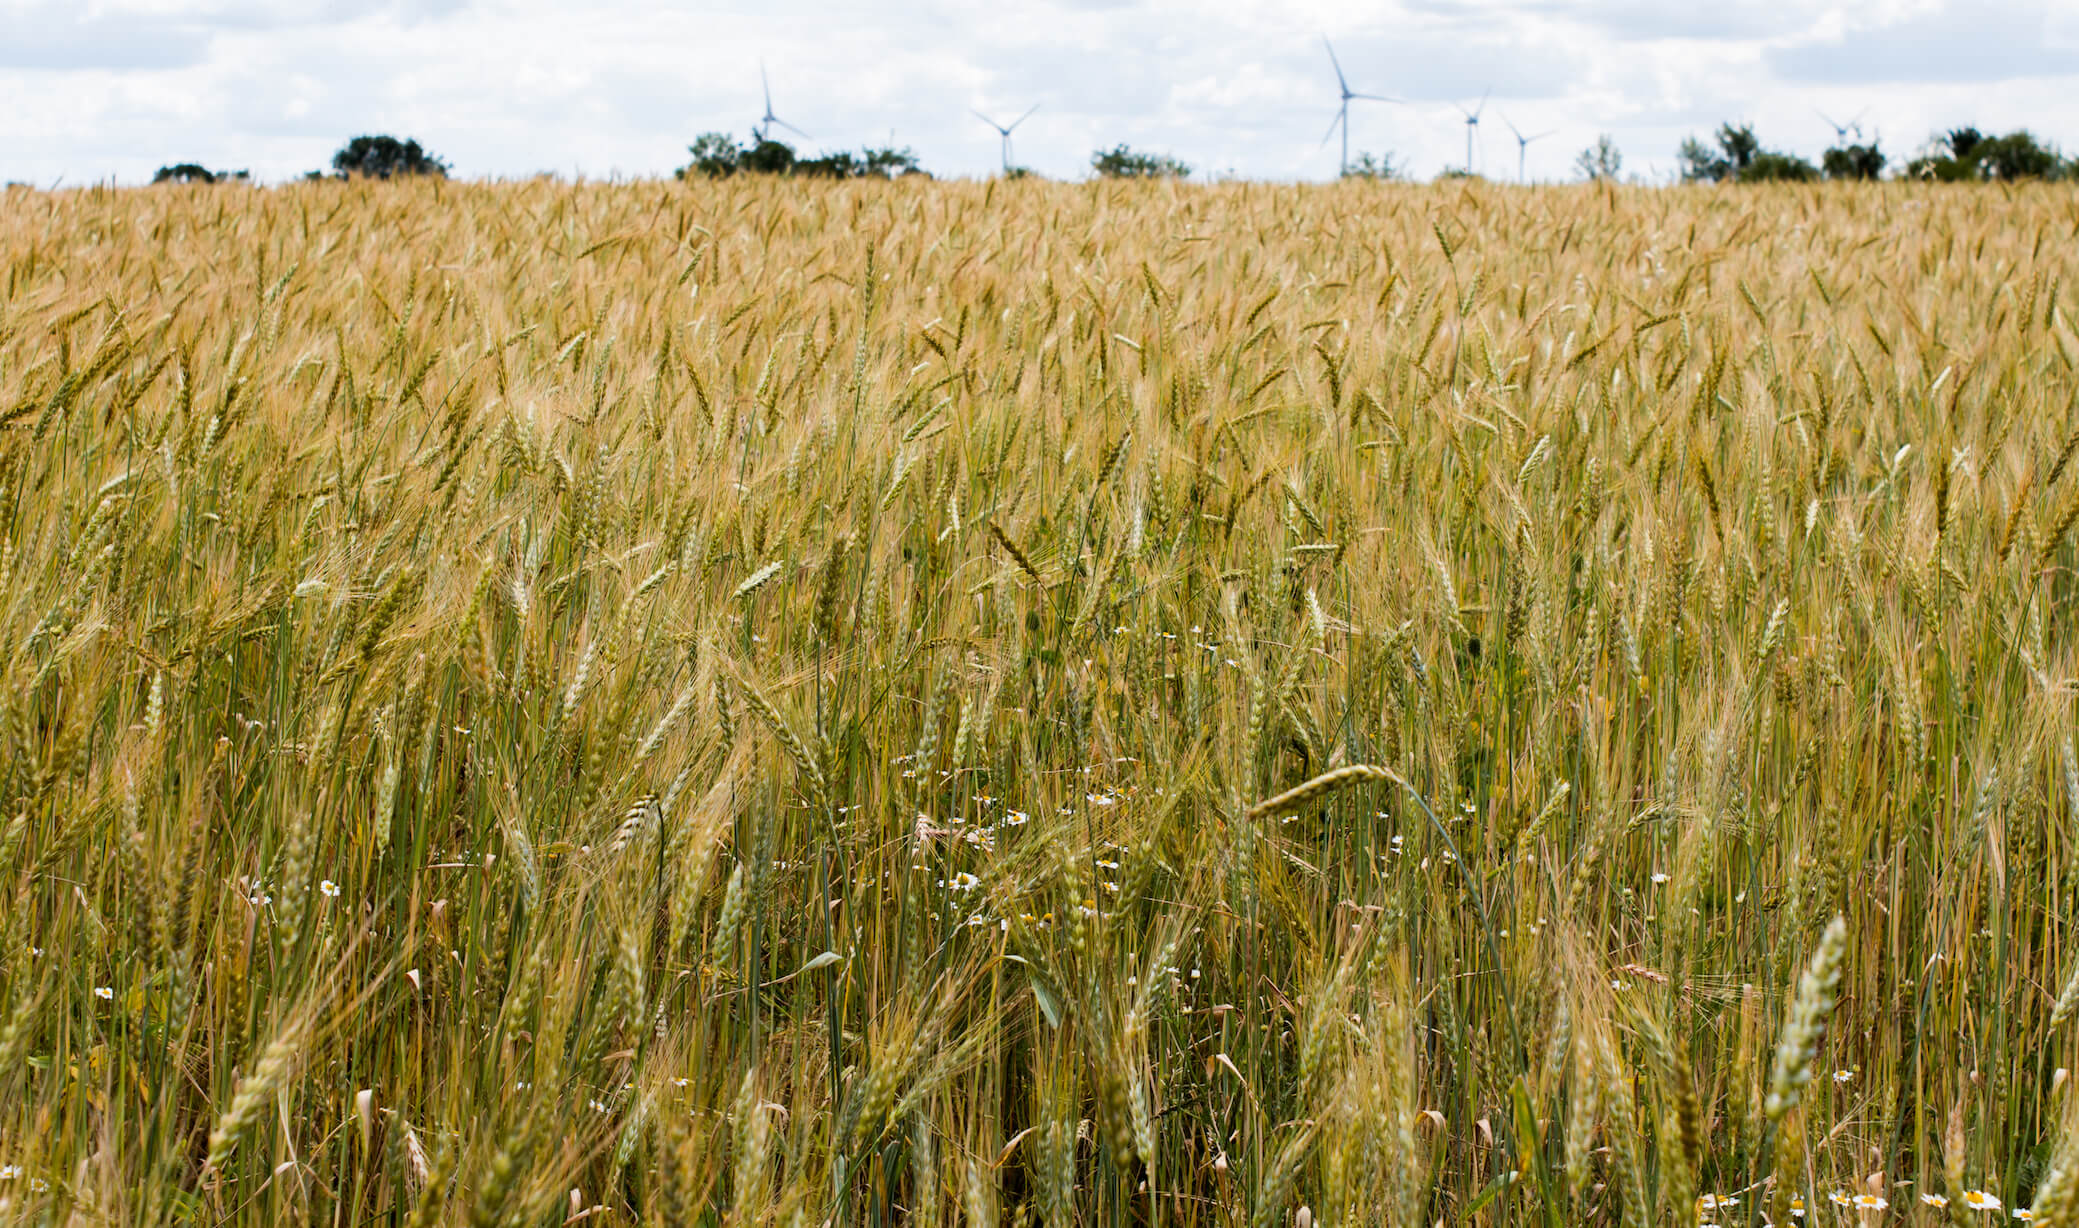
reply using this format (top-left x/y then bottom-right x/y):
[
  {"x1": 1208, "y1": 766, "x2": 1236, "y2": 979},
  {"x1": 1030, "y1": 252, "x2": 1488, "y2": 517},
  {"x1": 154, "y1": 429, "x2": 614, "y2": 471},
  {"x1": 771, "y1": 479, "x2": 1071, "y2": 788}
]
[{"x1": 3, "y1": 0, "x2": 2076, "y2": 185}]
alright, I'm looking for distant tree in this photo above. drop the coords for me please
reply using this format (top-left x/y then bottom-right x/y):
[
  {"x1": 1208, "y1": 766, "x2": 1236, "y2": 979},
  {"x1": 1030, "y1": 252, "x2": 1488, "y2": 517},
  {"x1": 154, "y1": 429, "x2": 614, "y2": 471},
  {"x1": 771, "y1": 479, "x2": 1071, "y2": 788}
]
[
  {"x1": 153, "y1": 163, "x2": 215, "y2": 184},
  {"x1": 1342, "y1": 151, "x2": 1405, "y2": 181},
  {"x1": 1090, "y1": 145, "x2": 1190, "y2": 179},
  {"x1": 1742, "y1": 150, "x2": 1819, "y2": 182},
  {"x1": 792, "y1": 149, "x2": 857, "y2": 178},
  {"x1": 679, "y1": 132, "x2": 744, "y2": 178},
  {"x1": 1679, "y1": 123, "x2": 1750, "y2": 182},
  {"x1": 1679, "y1": 123, "x2": 1815, "y2": 183},
  {"x1": 862, "y1": 145, "x2": 925, "y2": 178},
  {"x1": 1975, "y1": 130, "x2": 2061, "y2": 180},
  {"x1": 331, "y1": 135, "x2": 448, "y2": 179},
  {"x1": 679, "y1": 132, "x2": 924, "y2": 181},
  {"x1": 1574, "y1": 134, "x2": 1622, "y2": 181},
  {"x1": 797, "y1": 144, "x2": 922, "y2": 179},
  {"x1": 1675, "y1": 137, "x2": 1717, "y2": 182},
  {"x1": 1822, "y1": 140, "x2": 1885, "y2": 180},
  {"x1": 1905, "y1": 127, "x2": 2064, "y2": 181},
  {"x1": 738, "y1": 137, "x2": 798, "y2": 175}
]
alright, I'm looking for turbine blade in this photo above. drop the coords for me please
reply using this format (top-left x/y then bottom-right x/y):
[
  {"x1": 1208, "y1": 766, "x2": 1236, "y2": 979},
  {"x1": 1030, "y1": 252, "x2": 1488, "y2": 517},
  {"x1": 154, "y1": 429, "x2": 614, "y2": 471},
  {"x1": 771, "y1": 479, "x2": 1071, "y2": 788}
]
[
  {"x1": 1007, "y1": 103, "x2": 1039, "y2": 131},
  {"x1": 1350, "y1": 93, "x2": 1398, "y2": 103},
  {"x1": 1321, "y1": 106, "x2": 1346, "y2": 148},
  {"x1": 1473, "y1": 88, "x2": 1490, "y2": 119},
  {"x1": 1501, "y1": 114, "x2": 1523, "y2": 140},
  {"x1": 771, "y1": 117, "x2": 809, "y2": 139},
  {"x1": 973, "y1": 108, "x2": 1004, "y2": 132},
  {"x1": 762, "y1": 63, "x2": 773, "y2": 114},
  {"x1": 1323, "y1": 37, "x2": 1351, "y2": 94}
]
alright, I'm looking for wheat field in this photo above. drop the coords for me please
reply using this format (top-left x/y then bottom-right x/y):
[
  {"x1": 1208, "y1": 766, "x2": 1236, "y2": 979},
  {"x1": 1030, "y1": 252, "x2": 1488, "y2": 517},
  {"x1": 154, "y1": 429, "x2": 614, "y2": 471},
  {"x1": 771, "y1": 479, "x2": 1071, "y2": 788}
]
[{"x1": 2, "y1": 177, "x2": 2078, "y2": 1225}]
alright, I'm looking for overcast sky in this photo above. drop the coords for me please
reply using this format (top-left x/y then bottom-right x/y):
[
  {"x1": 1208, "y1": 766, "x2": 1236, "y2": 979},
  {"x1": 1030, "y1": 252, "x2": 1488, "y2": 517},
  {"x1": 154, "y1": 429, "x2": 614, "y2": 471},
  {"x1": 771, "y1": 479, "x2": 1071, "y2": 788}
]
[{"x1": 3, "y1": 0, "x2": 2076, "y2": 185}]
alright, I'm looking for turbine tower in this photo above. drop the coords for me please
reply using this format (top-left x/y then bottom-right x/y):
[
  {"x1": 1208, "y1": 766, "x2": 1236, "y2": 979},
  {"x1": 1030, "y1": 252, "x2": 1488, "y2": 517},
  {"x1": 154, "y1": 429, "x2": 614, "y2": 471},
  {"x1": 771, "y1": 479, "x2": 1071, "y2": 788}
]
[
  {"x1": 1817, "y1": 107, "x2": 1867, "y2": 144},
  {"x1": 973, "y1": 104, "x2": 1039, "y2": 175},
  {"x1": 1501, "y1": 115, "x2": 1553, "y2": 184},
  {"x1": 1321, "y1": 37, "x2": 1398, "y2": 177},
  {"x1": 755, "y1": 64, "x2": 808, "y2": 145},
  {"x1": 1455, "y1": 89, "x2": 1490, "y2": 175}
]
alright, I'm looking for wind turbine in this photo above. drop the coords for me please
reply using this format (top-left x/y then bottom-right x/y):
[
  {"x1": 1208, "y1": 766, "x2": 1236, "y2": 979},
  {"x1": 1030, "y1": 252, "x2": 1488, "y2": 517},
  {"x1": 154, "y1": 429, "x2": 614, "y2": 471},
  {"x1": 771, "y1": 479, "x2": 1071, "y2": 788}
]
[
  {"x1": 973, "y1": 104, "x2": 1039, "y2": 175},
  {"x1": 755, "y1": 64, "x2": 808, "y2": 145},
  {"x1": 1500, "y1": 115, "x2": 1553, "y2": 184},
  {"x1": 1321, "y1": 37, "x2": 1398, "y2": 177},
  {"x1": 1817, "y1": 107, "x2": 1867, "y2": 144},
  {"x1": 1455, "y1": 89, "x2": 1490, "y2": 175}
]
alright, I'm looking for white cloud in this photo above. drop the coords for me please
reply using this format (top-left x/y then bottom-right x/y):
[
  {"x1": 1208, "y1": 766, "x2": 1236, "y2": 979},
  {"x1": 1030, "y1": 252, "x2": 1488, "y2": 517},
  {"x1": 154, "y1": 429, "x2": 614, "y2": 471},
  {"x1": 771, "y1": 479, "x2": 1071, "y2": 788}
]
[{"x1": 0, "y1": 0, "x2": 2074, "y2": 186}]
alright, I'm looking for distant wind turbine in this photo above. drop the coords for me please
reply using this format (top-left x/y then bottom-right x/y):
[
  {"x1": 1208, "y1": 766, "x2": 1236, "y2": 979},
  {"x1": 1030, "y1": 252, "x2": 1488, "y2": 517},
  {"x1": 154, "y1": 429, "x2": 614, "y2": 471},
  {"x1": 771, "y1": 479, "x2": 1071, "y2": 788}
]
[
  {"x1": 1320, "y1": 37, "x2": 1399, "y2": 177},
  {"x1": 1455, "y1": 89, "x2": 1490, "y2": 175},
  {"x1": 1817, "y1": 107, "x2": 1867, "y2": 144},
  {"x1": 1500, "y1": 115, "x2": 1553, "y2": 184},
  {"x1": 973, "y1": 104, "x2": 1039, "y2": 175},
  {"x1": 755, "y1": 64, "x2": 809, "y2": 145}
]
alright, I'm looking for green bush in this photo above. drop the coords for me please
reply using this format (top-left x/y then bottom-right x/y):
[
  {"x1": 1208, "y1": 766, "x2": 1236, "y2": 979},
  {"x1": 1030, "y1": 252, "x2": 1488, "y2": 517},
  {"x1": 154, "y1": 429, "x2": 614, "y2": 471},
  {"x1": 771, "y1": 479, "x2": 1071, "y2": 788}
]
[
  {"x1": 678, "y1": 133, "x2": 923, "y2": 180},
  {"x1": 1906, "y1": 128, "x2": 2066, "y2": 181},
  {"x1": 1090, "y1": 145, "x2": 1190, "y2": 179}
]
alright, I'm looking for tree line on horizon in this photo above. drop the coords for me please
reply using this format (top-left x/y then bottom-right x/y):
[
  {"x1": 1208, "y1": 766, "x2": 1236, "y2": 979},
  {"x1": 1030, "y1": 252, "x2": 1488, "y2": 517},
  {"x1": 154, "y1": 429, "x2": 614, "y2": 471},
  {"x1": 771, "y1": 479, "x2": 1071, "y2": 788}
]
[
  {"x1": 98, "y1": 123, "x2": 2076, "y2": 189},
  {"x1": 1674, "y1": 123, "x2": 2069, "y2": 183}
]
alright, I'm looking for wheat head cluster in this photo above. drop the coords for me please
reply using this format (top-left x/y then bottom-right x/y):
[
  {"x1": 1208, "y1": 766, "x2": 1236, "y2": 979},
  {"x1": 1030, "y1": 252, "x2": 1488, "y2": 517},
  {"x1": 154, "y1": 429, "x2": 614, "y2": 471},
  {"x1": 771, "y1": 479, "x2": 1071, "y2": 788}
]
[{"x1": 0, "y1": 176, "x2": 2076, "y2": 1226}]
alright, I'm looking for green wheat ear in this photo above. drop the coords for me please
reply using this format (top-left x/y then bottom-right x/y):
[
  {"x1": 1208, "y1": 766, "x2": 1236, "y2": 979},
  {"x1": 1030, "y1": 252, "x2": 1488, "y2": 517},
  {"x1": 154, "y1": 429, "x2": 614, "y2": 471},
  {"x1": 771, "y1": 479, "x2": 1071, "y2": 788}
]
[
  {"x1": 1765, "y1": 914, "x2": 1849, "y2": 1122},
  {"x1": 1245, "y1": 764, "x2": 1391, "y2": 822}
]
